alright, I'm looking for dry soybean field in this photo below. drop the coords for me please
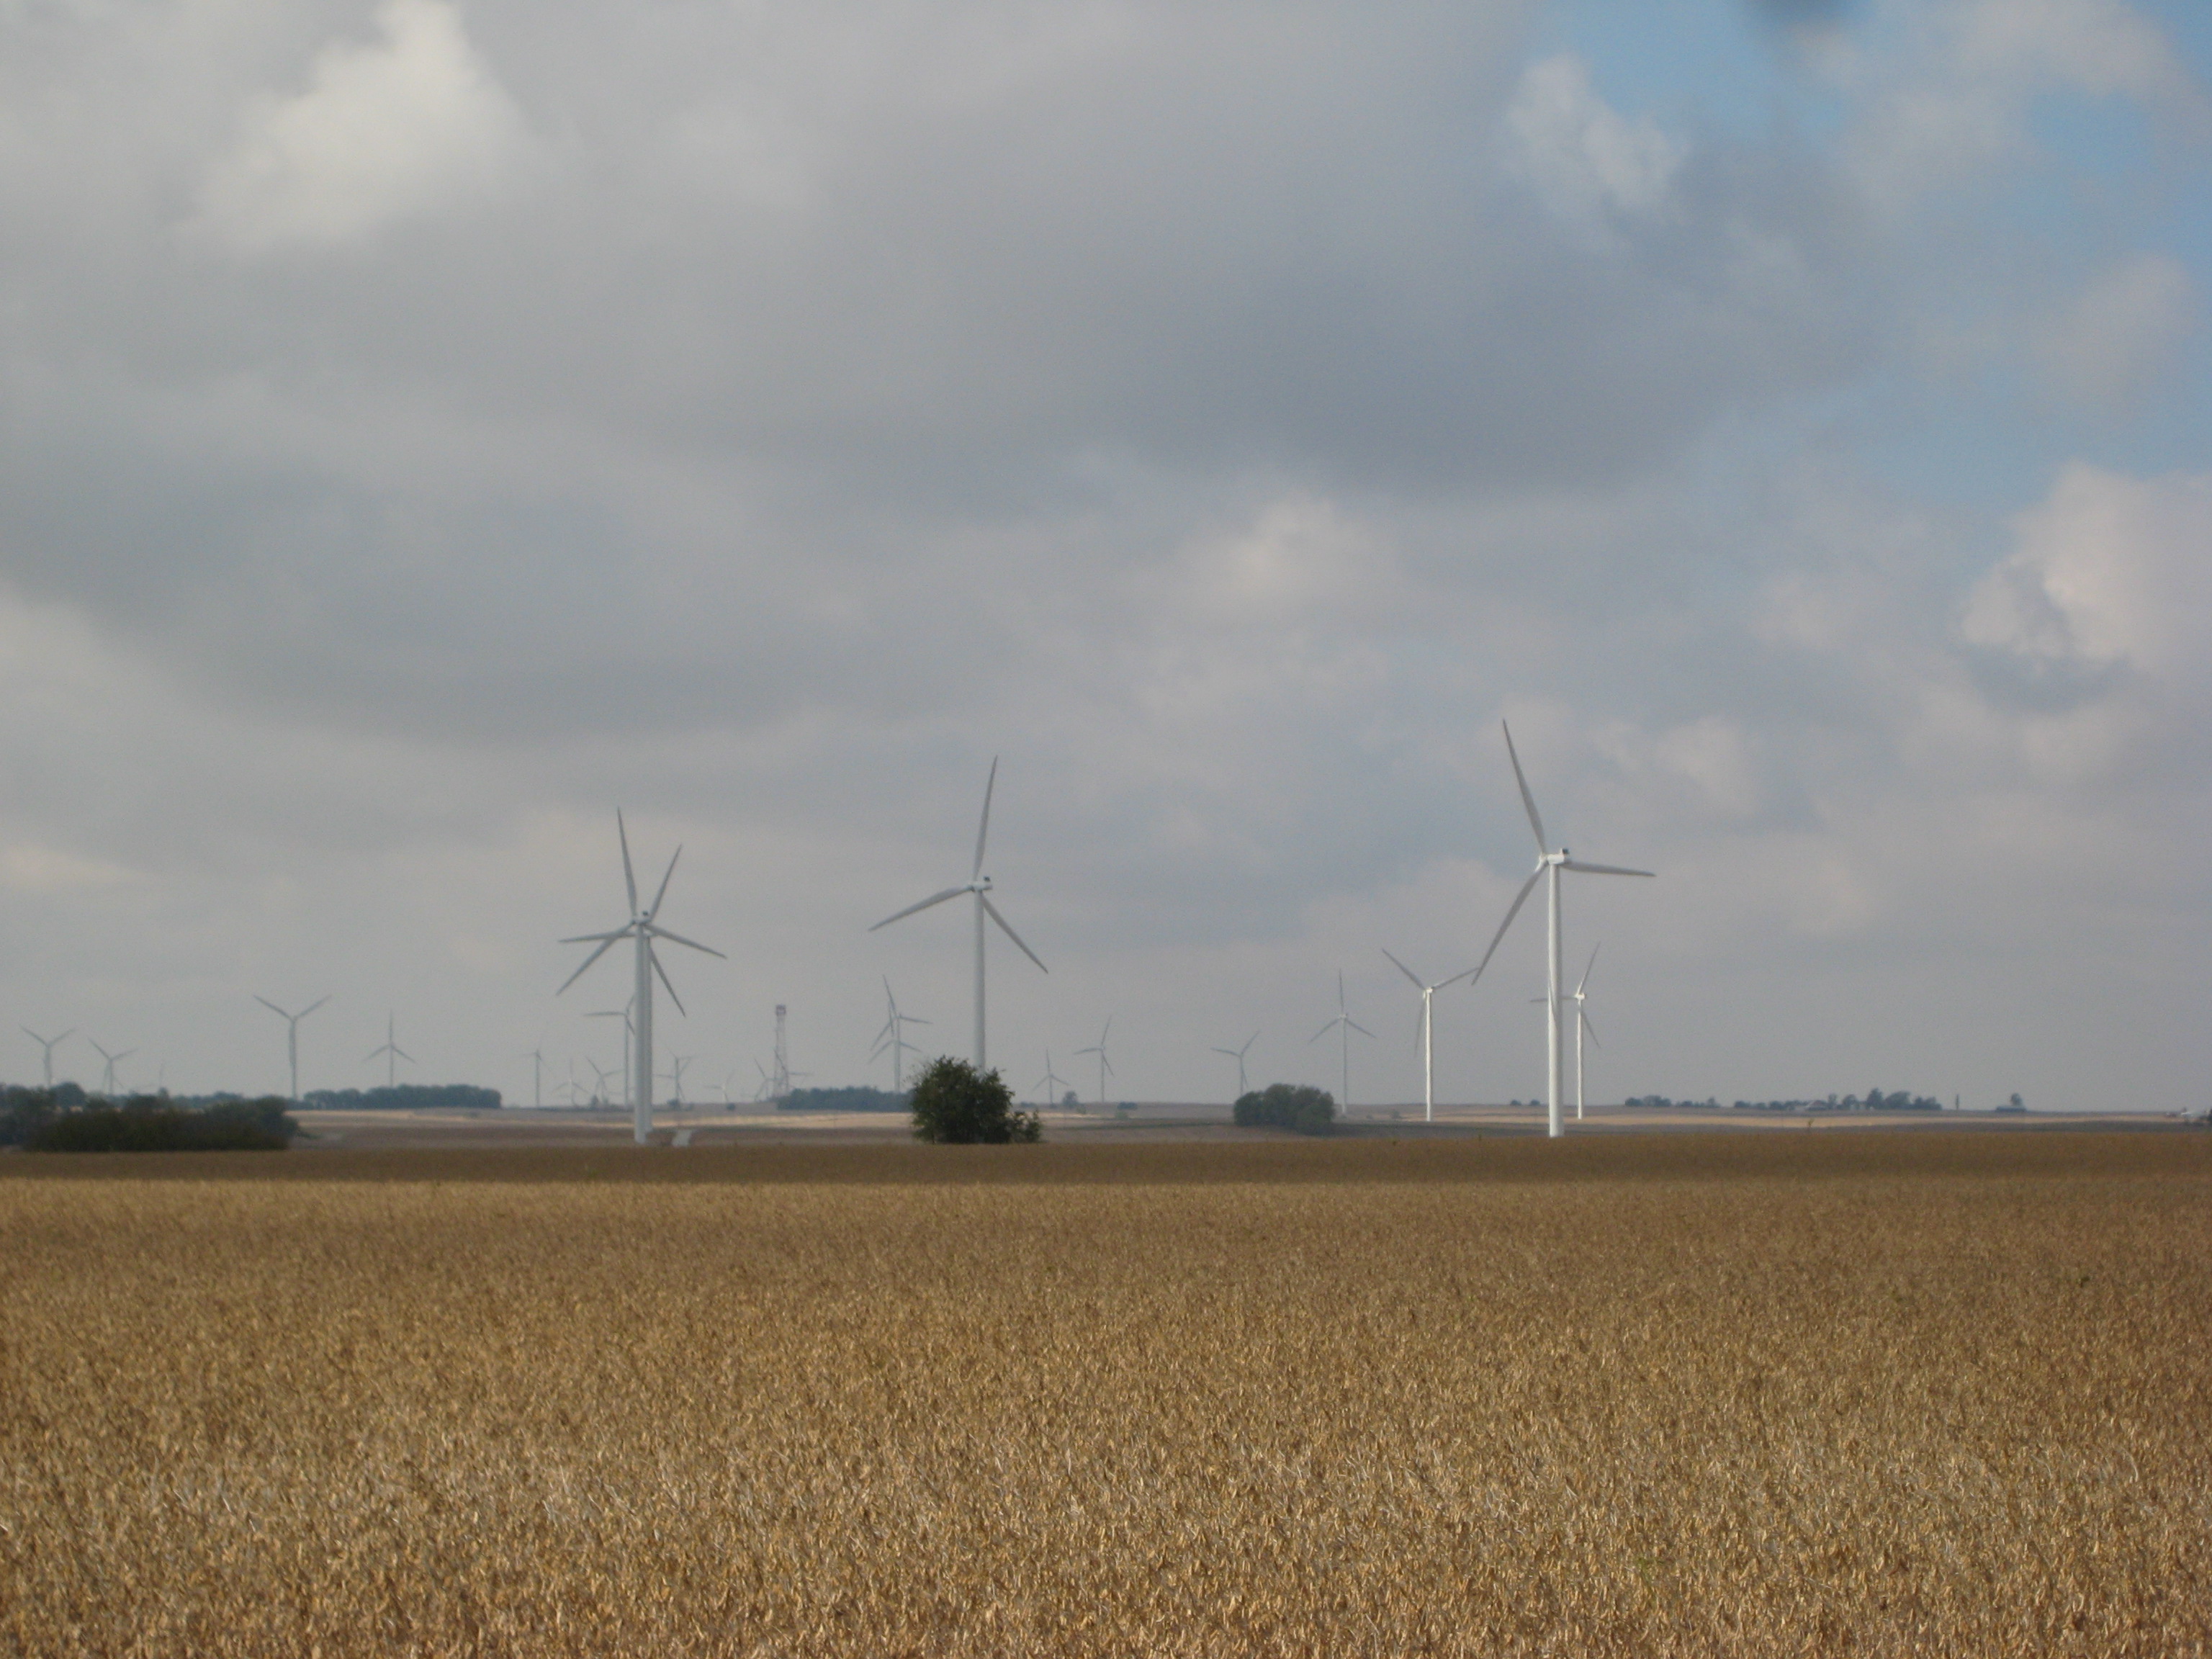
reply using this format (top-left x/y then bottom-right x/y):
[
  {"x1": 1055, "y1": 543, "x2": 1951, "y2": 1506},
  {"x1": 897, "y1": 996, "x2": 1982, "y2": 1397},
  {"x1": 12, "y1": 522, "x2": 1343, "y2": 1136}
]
[{"x1": 3, "y1": 1134, "x2": 2208, "y2": 1655}]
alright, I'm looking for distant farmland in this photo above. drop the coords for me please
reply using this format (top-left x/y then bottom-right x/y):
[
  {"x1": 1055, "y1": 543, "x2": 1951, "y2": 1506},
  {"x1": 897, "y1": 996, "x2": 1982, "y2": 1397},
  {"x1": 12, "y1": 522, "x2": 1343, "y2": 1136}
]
[{"x1": 3, "y1": 1135, "x2": 2207, "y2": 1655}]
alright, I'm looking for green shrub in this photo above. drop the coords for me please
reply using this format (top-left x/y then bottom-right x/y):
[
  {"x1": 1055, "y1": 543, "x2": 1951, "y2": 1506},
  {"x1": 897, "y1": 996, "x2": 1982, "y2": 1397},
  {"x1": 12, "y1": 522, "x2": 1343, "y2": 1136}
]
[
  {"x1": 27, "y1": 1096, "x2": 296, "y2": 1152},
  {"x1": 908, "y1": 1058, "x2": 1041, "y2": 1144},
  {"x1": 1233, "y1": 1083, "x2": 1336, "y2": 1135}
]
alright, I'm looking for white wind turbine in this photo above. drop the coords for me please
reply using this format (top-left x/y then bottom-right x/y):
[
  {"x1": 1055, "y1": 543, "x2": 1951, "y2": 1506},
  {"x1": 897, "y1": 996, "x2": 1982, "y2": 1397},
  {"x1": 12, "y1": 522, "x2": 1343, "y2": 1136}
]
[
  {"x1": 661, "y1": 1054, "x2": 692, "y2": 1107},
  {"x1": 871, "y1": 978, "x2": 930, "y2": 1092},
  {"x1": 256, "y1": 997, "x2": 330, "y2": 1103},
  {"x1": 868, "y1": 757, "x2": 1046, "y2": 1074},
  {"x1": 366, "y1": 1014, "x2": 415, "y2": 1090},
  {"x1": 1534, "y1": 944, "x2": 1602, "y2": 1122},
  {"x1": 1033, "y1": 1050, "x2": 1068, "y2": 1108},
  {"x1": 1381, "y1": 951, "x2": 1476, "y2": 1124},
  {"x1": 1309, "y1": 973, "x2": 1375, "y2": 1112},
  {"x1": 1212, "y1": 1030, "x2": 1259, "y2": 1101},
  {"x1": 526, "y1": 1046, "x2": 548, "y2": 1109},
  {"x1": 1076, "y1": 1018, "x2": 1114, "y2": 1109},
  {"x1": 88, "y1": 1038, "x2": 135, "y2": 1099},
  {"x1": 21, "y1": 1028, "x2": 75, "y2": 1091},
  {"x1": 558, "y1": 812, "x2": 726, "y2": 1145},
  {"x1": 1469, "y1": 723, "x2": 1653, "y2": 1139}
]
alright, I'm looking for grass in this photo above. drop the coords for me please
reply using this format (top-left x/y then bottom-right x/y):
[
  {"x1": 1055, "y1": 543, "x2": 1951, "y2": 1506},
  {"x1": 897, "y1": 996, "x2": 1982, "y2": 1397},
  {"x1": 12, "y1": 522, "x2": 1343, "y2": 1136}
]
[{"x1": 2, "y1": 1133, "x2": 2207, "y2": 1654}]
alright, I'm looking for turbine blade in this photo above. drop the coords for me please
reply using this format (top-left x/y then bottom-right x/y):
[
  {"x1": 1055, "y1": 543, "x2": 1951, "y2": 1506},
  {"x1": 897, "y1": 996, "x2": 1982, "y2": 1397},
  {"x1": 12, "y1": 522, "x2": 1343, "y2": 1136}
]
[
  {"x1": 618, "y1": 811, "x2": 639, "y2": 916},
  {"x1": 253, "y1": 997, "x2": 289, "y2": 1020},
  {"x1": 647, "y1": 846, "x2": 680, "y2": 923},
  {"x1": 1310, "y1": 1018, "x2": 1340, "y2": 1044},
  {"x1": 1213, "y1": 1047, "x2": 1239, "y2": 1059},
  {"x1": 559, "y1": 929, "x2": 630, "y2": 945},
  {"x1": 1580, "y1": 1009, "x2": 1601, "y2": 1049},
  {"x1": 1381, "y1": 948, "x2": 1425, "y2": 990},
  {"x1": 301, "y1": 997, "x2": 329, "y2": 1019},
  {"x1": 869, "y1": 886, "x2": 968, "y2": 931},
  {"x1": 647, "y1": 924, "x2": 727, "y2": 959},
  {"x1": 1503, "y1": 721, "x2": 1548, "y2": 852},
  {"x1": 557, "y1": 932, "x2": 624, "y2": 996},
  {"x1": 1578, "y1": 942, "x2": 1601, "y2": 996},
  {"x1": 1467, "y1": 868, "x2": 1543, "y2": 991},
  {"x1": 979, "y1": 894, "x2": 1047, "y2": 973},
  {"x1": 1348, "y1": 1020, "x2": 1376, "y2": 1040},
  {"x1": 972, "y1": 756, "x2": 998, "y2": 882},
  {"x1": 650, "y1": 945, "x2": 687, "y2": 1018},
  {"x1": 1100, "y1": 1017, "x2": 1112, "y2": 1045},
  {"x1": 1437, "y1": 966, "x2": 1479, "y2": 989},
  {"x1": 395, "y1": 1046, "x2": 415, "y2": 1064},
  {"x1": 904, "y1": 1015, "x2": 931, "y2": 1026},
  {"x1": 1561, "y1": 860, "x2": 1655, "y2": 878}
]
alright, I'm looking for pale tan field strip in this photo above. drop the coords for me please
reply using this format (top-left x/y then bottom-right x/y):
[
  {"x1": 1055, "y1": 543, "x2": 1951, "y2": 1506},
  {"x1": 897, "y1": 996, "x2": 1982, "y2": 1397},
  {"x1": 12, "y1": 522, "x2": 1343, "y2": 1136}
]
[{"x1": 3, "y1": 1135, "x2": 2207, "y2": 1655}]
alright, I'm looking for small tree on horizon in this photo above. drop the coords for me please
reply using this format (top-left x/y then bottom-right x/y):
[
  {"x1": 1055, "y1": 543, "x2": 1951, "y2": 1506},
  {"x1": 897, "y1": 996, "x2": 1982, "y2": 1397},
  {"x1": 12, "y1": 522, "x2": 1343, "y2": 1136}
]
[
  {"x1": 909, "y1": 1057, "x2": 1042, "y2": 1144},
  {"x1": 1233, "y1": 1083, "x2": 1336, "y2": 1136}
]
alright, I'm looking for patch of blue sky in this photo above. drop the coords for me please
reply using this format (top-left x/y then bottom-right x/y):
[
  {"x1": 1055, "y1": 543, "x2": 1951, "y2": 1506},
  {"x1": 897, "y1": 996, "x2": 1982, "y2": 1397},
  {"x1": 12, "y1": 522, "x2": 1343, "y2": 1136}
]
[{"x1": 1527, "y1": 0, "x2": 1851, "y2": 143}]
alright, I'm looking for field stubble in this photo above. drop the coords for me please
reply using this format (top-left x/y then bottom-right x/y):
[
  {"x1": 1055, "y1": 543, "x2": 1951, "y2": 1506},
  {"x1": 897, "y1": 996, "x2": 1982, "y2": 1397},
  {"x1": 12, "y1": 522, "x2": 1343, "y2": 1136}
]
[{"x1": 2, "y1": 1135, "x2": 2208, "y2": 1655}]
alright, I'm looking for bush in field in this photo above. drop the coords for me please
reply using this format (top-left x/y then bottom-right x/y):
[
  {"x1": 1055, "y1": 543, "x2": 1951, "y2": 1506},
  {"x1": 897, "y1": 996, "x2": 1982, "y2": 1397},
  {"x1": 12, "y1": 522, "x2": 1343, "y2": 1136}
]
[
  {"x1": 28, "y1": 1095, "x2": 297, "y2": 1152},
  {"x1": 908, "y1": 1058, "x2": 1040, "y2": 1144},
  {"x1": 1233, "y1": 1084, "x2": 1336, "y2": 1135}
]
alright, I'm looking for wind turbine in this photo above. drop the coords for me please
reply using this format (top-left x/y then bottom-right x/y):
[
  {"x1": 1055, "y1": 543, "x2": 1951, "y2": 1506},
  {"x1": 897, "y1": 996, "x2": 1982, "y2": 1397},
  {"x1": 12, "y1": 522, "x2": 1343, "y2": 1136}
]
[
  {"x1": 871, "y1": 978, "x2": 930, "y2": 1092},
  {"x1": 366, "y1": 1014, "x2": 415, "y2": 1090},
  {"x1": 255, "y1": 997, "x2": 330, "y2": 1102},
  {"x1": 585, "y1": 1058, "x2": 619, "y2": 1107},
  {"x1": 1309, "y1": 973, "x2": 1375, "y2": 1112},
  {"x1": 21, "y1": 1028, "x2": 75, "y2": 1091},
  {"x1": 87, "y1": 1039, "x2": 135, "y2": 1099},
  {"x1": 1469, "y1": 723, "x2": 1653, "y2": 1139},
  {"x1": 586, "y1": 1003, "x2": 634, "y2": 1107},
  {"x1": 1211, "y1": 1030, "x2": 1259, "y2": 1101},
  {"x1": 1382, "y1": 952, "x2": 1476, "y2": 1124},
  {"x1": 525, "y1": 1046, "x2": 547, "y2": 1109},
  {"x1": 661, "y1": 1054, "x2": 692, "y2": 1107},
  {"x1": 558, "y1": 812, "x2": 725, "y2": 1145},
  {"x1": 868, "y1": 757, "x2": 1046, "y2": 1074},
  {"x1": 1033, "y1": 1050, "x2": 1068, "y2": 1108},
  {"x1": 1531, "y1": 944, "x2": 1603, "y2": 1121},
  {"x1": 1075, "y1": 1018, "x2": 1114, "y2": 1110}
]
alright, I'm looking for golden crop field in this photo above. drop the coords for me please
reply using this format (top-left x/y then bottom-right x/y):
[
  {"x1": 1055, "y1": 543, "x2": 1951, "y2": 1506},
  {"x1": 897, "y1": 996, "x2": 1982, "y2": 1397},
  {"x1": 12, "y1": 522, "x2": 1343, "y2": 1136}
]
[{"x1": 3, "y1": 1134, "x2": 2208, "y2": 1655}]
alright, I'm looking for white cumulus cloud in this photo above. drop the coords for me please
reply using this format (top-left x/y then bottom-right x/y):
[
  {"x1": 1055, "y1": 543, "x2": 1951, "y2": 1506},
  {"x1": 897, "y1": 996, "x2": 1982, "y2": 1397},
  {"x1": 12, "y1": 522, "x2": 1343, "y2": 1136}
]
[{"x1": 194, "y1": 0, "x2": 524, "y2": 255}]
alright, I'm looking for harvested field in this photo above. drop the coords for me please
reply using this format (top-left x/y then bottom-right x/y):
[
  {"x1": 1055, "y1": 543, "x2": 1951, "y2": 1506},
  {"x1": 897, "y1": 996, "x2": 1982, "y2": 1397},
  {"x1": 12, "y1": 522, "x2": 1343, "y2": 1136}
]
[{"x1": 3, "y1": 1133, "x2": 2208, "y2": 1655}]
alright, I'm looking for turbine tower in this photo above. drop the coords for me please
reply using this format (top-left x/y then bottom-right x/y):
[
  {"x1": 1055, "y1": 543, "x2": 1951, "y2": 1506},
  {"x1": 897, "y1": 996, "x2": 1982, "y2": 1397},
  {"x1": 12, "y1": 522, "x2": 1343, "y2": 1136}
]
[
  {"x1": 1309, "y1": 973, "x2": 1374, "y2": 1113},
  {"x1": 558, "y1": 811, "x2": 726, "y2": 1145},
  {"x1": 255, "y1": 997, "x2": 330, "y2": 1103},
  {"x1": 1076, "y1": 1017, "x2": 1113, "y2": 1109},
  {"x1": 1469, "y1": 723, "x2": 1653, "y2": 1139},
  {"x1": 21, "y1": 1028, "x2": 75, "y2": 1091},
  {"x1": 366, "y1": 1014, "x2": 415, "y2": 1090},
  {"x1": 868, "y1": 757, "x2": 1046, "y2": 1073},
  {"x1": 1211, "y1": 1030, "x2": 1259, "y2": 1101},
  {"x1": 1382, "y1": 950, "x2": 1476, "y2": 1124},
  {"x1": 87, "y1": 1038, "x2": 135, "y2": 1099},
  {"x1": 526, "y1": 1046, "x2": 547, "y2": 1109},
  {"x1": 773, "y1": 1004, "x2": 790, "y2": 1100},
  {"x1": 871, "y1": 979, "x2": 930, "y2": 1092}
]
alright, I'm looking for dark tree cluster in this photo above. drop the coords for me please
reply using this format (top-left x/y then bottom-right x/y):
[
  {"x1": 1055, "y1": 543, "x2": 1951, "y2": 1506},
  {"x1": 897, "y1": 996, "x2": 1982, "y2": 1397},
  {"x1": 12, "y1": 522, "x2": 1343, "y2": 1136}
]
[
  {"x1": 778, "y1": 1086, "x2": 908, "y2": 1113},
  {"x1": 907, "y1": 1058, "x2": 1041, "y2": 1143},
  {"x1": 1233, "y1": 1084, "x2": 1336, "y2": 1135},
  {"x1": 302, "y1": 1084, "x2": 502, "y2": 1111},
  {"x1": 3, "y1": 1089, "x2": 296, "y2": 1151}
]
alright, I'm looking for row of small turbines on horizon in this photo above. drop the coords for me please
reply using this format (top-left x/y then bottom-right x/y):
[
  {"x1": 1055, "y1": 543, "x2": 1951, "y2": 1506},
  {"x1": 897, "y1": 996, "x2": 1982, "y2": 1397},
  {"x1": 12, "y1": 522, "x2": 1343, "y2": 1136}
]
[
  {"x1": 557, "y1": 722, "x2": 1651, "y2": 1143},
  {"x1": 18, "y1": 1004, "x2": 423, "y2": 1104}
]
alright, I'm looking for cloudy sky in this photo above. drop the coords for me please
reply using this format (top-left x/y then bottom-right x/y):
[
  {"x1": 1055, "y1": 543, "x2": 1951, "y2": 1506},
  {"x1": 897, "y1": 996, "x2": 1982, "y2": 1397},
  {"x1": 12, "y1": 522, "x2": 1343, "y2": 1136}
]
[{"x1": 4, "y1": 0, "x2": 2207, "y2": 1112}]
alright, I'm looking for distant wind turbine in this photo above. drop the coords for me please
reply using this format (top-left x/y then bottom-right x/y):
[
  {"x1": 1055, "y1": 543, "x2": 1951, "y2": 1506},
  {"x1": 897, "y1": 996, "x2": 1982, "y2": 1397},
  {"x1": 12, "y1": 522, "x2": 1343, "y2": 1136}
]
[
  {"x1": 558, "y1": 812, "x2": 725, "y2": 1145},
  {"x1": 366, "y1": 1014, "x2": 415, "y2": 1090},
  {"x1": 871, "y1": 978, "x2": 930, "y2": 1092},
  {"x1": 1076, "y1": 1018, "x2": 1115, "y2": 1109},
  {"x1": 1211, "y1": 1030, "x2": 1259, "y2": 1101},
  {"x1": 21, "y1": 1028, "x2": 75, "y2": 1091},
  {"x1": 1309, "y1": 973, "x2": 1375, "y2": 1112},
  {"x1": 87, "y1": 1038, "x2": 135, "y2": 1099},
  {"x1": 661, "y1": 1054, "x2": 692, "y2": 1107},
  {"x1": 1468, "y1": 723, "x2": 1653, "y2": 1139},
  {"x1": 255, "y1": 997, "x2": 330, "y2": 1102},
  {"x1": 1382, "y1": 951, "x2": 1476, "y2": 1124},
  {"x1": 1033, "y1": 1050, "x2": 1068, "y2": 1108},
  {"x1": 525, "y1": 1046, "x2": 547, "y2": 1109},
  {"x1": 1531, "y1": 945, "x2": 1604, "y2": 1122},
  {"x1": 868, "y1": 757, "x2": 1046, "y2": 1074}
]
